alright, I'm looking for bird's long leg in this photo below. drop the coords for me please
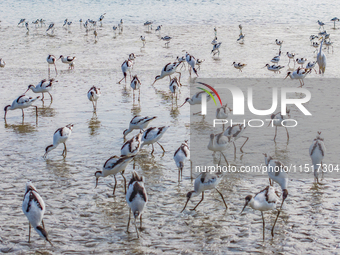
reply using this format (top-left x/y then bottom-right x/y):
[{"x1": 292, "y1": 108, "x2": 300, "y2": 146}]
[
  {"x1": 127, "y1": 208, "x2": 131, "y2": 232},
  {"x1": 178, "y1": 167, "x2": 180, "y2": 182},
  {"x1": 42, "y1": 219, "x2": 45, "y2": 229},
  {"x1": 34, "y1": 106, "x2": 38, "y2": 117},
  {"x1": 134, "y1": 217, "x2": 139, "y2": 238},
  {"x1": 262, "y1": 211, "x2": 265, "y2": 241},
  {"x1": 118, "y1": 74, "x2": 126, "y2": 84},
  {"x1": 121, "y1": 171, "x2": 127, "y2": 194},
  {"x1": 48, "y1": 92, "x2": 53, "y2": 102},
  {"x1": 233, "y1": 142, "x2": 236, "y2": 157},
  {"x1": 63, "y1": 143, "x2": 67, "y2": 157},
  {"x1": 285, "y1": 127, "x2": 289, "y2": 142},
  {"x1": 92, "y1": 101, "x2": 95, "y2": 111},
  {"x1": 140, "y1": 214, "x2": 142, "y2": 229},
  {"x1": 221, "y1": 152, "x2": 229, "y2": 166},
  {"x1": 240, "y1": 136, "x2": 249, "y2": 153},
  {"x1": 157, "y1": 142, "x2": 165, "y2": 152},
  {"x1": 28, "y1": 223, "x2": 31, "y2": 243},
  {"x1": 181, "y1": 166, "x2": 183, "y2": 180},
  {"x1": 271, "y1": 200, "x2": 284, "y2": 237},
  {"x1": 218, "y1": 153, "x2": 221, "y2": 165},
  {"x1": 176, "y1": 71, "x2": 182, "y2": 83},
  {"x1": 269, "y1": 178, "x2": 272, "y2": 186},
  {"x1": 138, "y1": 88, "x2": 140, "y2": 102},
  {"x1": 190, "y1": 192, "x2": 204, "y2": 211},
  {"x1": 54, "y1": 63, "x2": 58, "y2": 76},
  {"x1": 113, "y1": 175, "x2": 117, "y2": 195},
  {"x1": 41, "y1": 93, "x2": 45, "y2": 100},
  {"x1": 193, "y1": 111, "x2": 201, "y2": 115},
  {"x1": 215, "y1": 188, "x2": 228, "y2": 210},
  {"x1": 48, "y1": 65, "x2": 50, "y2": 79},
  {"x1": 274, "y1": 126, "x2": 277, "y2": 142},
  {"x1": 95, "y1": 100, "x2": 98, "y2": 111},
  {"x1": 151, "y1": 144, "x2": 155, "y2": 155},
  {"x1": 22, "y1": 109, "x2": 25, "y2": 118}
]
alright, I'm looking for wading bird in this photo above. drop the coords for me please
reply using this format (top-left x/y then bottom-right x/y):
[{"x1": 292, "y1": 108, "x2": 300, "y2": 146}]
[
  {"x1": 87, "y1": 86, "x2": 101, "y2": 111},
  {"x1": 232, "y1": 62, "x2": 247, "y2": 72},
  {"x1": 267, "y1": 109, "x2": 290, "y2": 142},
  {"x1": 309, "y1": 132, "x2": 326, "y2": 184},
  {"x1": 223, "y1": 124, "x2": 248, "y2": 155},
  {"x1": 123, "y1": 116, "x2": 157, "y2": 138},
  {"x1": 185, "y1": 52, "x2": 198, "y2": 76},
  {"x1": 141, "y1": 126, "x2": 169, "y2": 154},
  {"x1": 284, "y1": 67, "x2": 308, "y2": 87},
  {"x1": 25, "y1": 78, "x2": 56, "y2": 101},
  {"x1": 130, "y1": 75, "x2": 141, "y2": 101},
  {"x1": 118, "y1": 59, "x2": 134, "y2": 84},
  {"x1": 207, "y1": 132, "x2": 230, "y2": 165},
  {"x1": 47, "y1": 55, "x2": 58, "y2": 78},
  {"x1": 174, "y1": 140, "x2": 190, "y2": 181},
  {"x1": 44, "y1": 124, "x2": 73, "y2": 158},
  {"x1": 152, "y1": 62, "x2": 181, "y2": 85},
  {"x1": 4, "y1": 95, "x2": 40, "y2": 120},
  {"x1": 59, "y1": 55, "x2": 76, "y2": 69},
  {"x1": 317, "y1": 38, "x2": 326, "y2": 74}
]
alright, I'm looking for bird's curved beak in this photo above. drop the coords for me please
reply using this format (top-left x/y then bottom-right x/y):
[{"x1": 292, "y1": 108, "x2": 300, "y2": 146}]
[
  {"x1": 180, "y1": 197, "x2": 190, "y2": 213},
  {"x1": 284, "y1": 74, "x2": 289, "y2": 80},
  {"x1": 179, "y1": 101, "x2": 187, "y2": 108},
  {"x1": 261, "y1": 65, "x2": 266, "y2": 69},
  {"x1": 240, "y1": 202, "x2": 248, "y2": 215},
  {"x1": 267, "y1": 120, "x2": 272, "y2": 127},
  {"x1": 24, "y1": 88, "x2": 29, "y2": 94},
  {"x1": 95, "y1": 177, "x2": 99, "y2": 188}
]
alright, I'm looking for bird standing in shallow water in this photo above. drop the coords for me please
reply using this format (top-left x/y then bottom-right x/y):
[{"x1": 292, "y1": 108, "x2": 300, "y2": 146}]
[
  {"x1": 130, "y1": 75, "x2": 141, "y2": 101},
  {"x1": 268, "y1": 109, "x2": 290, "y2": 142},
  {"x1": 118, "y1": 59, "x2": 134, "y2": 84},
  {"x1": 25, "y1": 78, "x2": 56, "y2": 101},
  {"x1": 309, "y1": 132, "x2": 326, "y2": 184},
  {"x1": 141, "y1": 126, "x2": 169, "y2": 154},
  {"x1": 317, "y1": 37, "x2": 326, "y2": 74},
  {"x1": 44, "y1": 124, "x2": 73, "y2": 158},
  {"x1": 4, "y1": 95, "x2": 40, "y2": 120},
  {"x1": 121, "y1": 132, "x2": 142, "y2": 157},
  {"x1": 126, "y1": 171, "x2": 147, "y2": 238},
  {"x1": 181, "y1": 172, "x2": 228, "y2": 212},
  {"x1": 152, "y1": 62, "x2": 181, "y2": 85},
  {"x1": 240, "y1": 185, "x2": 279, "y2": 240},
  {"x1": 22, "y1": 181, "x2": 52, "y2": 245},
  {"x1": 95, "y1": 155, "x2": 135, "y2": 195},
  {"x1": 87, "y1": 86, "x2": 101, "y2": 111},
  {"x1": 223, "y1": 124, "x2": 248, "y2": 156},
  {"x1": 59, "y1": 55, "x2": 76, "y2": 69},
  {"x1": 174, "y1": 140, "x2": 190, "y2": 181},
  {"x1": 123, "y1": 115, "x2": 157, "y2": 138},
  {"x1": 47, "y1": 55, "x2": 58, "y2": 78}
]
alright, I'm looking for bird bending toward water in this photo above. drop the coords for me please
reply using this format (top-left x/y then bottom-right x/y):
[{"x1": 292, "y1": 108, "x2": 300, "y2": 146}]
[
  {"x1": 44, "y1": 124, "x2": 73, "y2": 158},
  {"x1": 4, "y1": 95, "x2": 40, "y2": 120}
]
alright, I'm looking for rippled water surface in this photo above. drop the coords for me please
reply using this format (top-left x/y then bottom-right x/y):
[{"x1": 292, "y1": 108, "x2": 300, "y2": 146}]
[{"x1": 1, "y1": 1, "x2": 340, "y2": 254}]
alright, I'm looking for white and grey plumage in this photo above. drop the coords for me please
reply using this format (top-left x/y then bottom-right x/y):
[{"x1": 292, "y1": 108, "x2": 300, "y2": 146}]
[
  {"x1": 155, "y1": 25, "x2": 162, "y2": 32},
  {"x1": 44, "y1": 124, "x2": 73, "y2": 158},
  {"x1": 317, "y1": 37, "x2": 326, "y2": 74},
  {"x1": 174, "y1": 140, "x2": 190, "y2": 181},
  {"x1": 286, "y1": 52, "x2": 296, "y2": 66},
  {"x1": 18, "y1": 18, "x2": 26, "y2": 26},
  {"x1": 95, "y1": 155, "x2": 135, "y2": 195},
  {"x1": 0, "y1": 58, "x2": 5, "y2": 68},
  {"x1": 121, "y1": 132, "x2": 142, "y2": 157},
  {"x1": 331, "y1": 17, "x2": 339, "y2": 29},
  {"x1": 47, "y1": 55, "x2": 58, "y2": 78},
  {"x1": 63, "y1": 19, "x2": 68, "y2": 27},
  {"x1": 130, "y1": 75, "x2": 141, "y2": 101},
  {"x1": 140, "y1": 35, "x2": 146, "y2": 47},
  {"x1": 271, "y1": 51, "x2": 281, "y2": 64},
  {"x1": 296, "y1": 57, "x2": 307, "y2": 67},
  {"x1": 169, "y1": 77, "x2": 181, "y2": 101},
  {"x1": 216, "y1": 104, "x2": 232, "y2": 125},
  {"x1": 211, "y1": 42, "x2": 222, "y2": 56},
  {"x1": 240, "y1": 185, "x2": 279, "y2": 240},
  {"x1": 185, "y1": 52, "x2": 198, "y2": 76},
  {"x1": 232, "y1": 62, "x2": 247, "y2": 72},
  {"x1": 46, "y1": 23, "x2": 55, "y2": 33},
  {"x1": 223, "y1": 124, "x2": 248, "y2": 155},
  {"x1": 22, "y1": 181, "x2": 52, "y2": 245},
  {"x1": 160, "y1": 36, "x2": 171, "y2": 47},
  {"x1": 207, "y1": 132, "x2": 230, "y2": 165},
  {"x1": 59, "y1": 55, "x2": 76, "y2": 69},
  {"x1": 317, "y1": 20, "x2": 325, "y2": 30},
  {"x1": 305, "y1": 61, "x2": 317, "y2": 74},
  {"x1": 180, "y1": 172, "x2": 227, "y2": 212},
  {"x1": 118, "y1": 59, "x2": 133, "y2": 84},
  {"x1": 123, "y1": 115, "x2": 157, "y2": 138},
  {"x1": 141, "y1": 126, "x2": 169, "y2": 154},
  {"x1": 179, "y1": 90, "x2": 214, "y2": 115},
  {"x1": 284, "y1": 67, "x2": 308, "y2": 87},
  {"x1": 263, "y1": 153, "x2": 289, "y2": 237},
  {"x1": 25, "y1": 78, "x2": 56, "y2": 101},
  {"x1": 126, "y1": 171, "x2": 147, "y2": 238},
  {"x1": 4, "y1": 95, "x2": 40, "y2": 120},
  {"x1": 275, "y1": 39, "x2": 283, "y2": 46},
  {"x1": 152, "y1": 62, "x2": 181, "y2": 85},
  {"x1": 264, "y1": 64, "x2": 285, "y2": 74},
  {"x1": 87, "y1": 86, "x2": 101, "y2": 111},
  {"x1": 144, "y1": 21, "x2": 153, "y2": 30},
  {"x1": 195, "y1": 59, "x2": 204, "y2": 70},
  {"x1": 309, "y1": 132, "x2": 326, "y2": 184},
  {"x1": 268, "y1": 109, "x2": 290, "y2": 142}
]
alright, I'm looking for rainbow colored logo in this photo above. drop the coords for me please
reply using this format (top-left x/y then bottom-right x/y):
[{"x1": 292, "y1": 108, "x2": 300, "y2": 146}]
[{"x1": 197, "y1": 82, "x2": 223, "y2": 106}]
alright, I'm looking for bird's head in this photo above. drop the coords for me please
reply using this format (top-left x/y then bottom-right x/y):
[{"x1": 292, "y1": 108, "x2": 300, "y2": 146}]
[
  {"x1": 43, "y1": 145, "x2": 54, "y2": 158},
  {"x1": 240, "y1": 195, "x2": 252, "y2": 214},
  {"x1": 94, "y1": 171, "x2": 102, "y2": 188},
  {"x1": 179, "y1": 98, "x2": 190, "y2": 108}
]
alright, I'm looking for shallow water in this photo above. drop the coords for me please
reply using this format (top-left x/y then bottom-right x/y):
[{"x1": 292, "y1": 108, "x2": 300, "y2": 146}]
[{"x1": 1, "y1": 1, "x2": 340, "y2": 254}]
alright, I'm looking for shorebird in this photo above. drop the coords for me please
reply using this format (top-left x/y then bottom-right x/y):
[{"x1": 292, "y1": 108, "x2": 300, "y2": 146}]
[
  {"x1": 126, "y1": 171, "x2": 147, "y2": 238},
  {"x1": 306, "y1": 61, "x2": 317, "y2": 74},
  {"x1": 22, "y1": 181, "x2": 52, "y2": 246},
  {"x1": 63, "y1": 19, "x2": 68, "y2": 27},
  {"x1": 211, "y1": 37, "x2": 218, "y2": 45},
  {"x1": 94, "y1": 30, "x2": 98, "y2": 41},
  {"x1": 207, "y1": 132, "x2": 230, "y2": 165},
  {"x1": 58, "y1": 55, "x2": 76, "y2": 69},
  {"x1": 99, "y1": 13, "x2": 106, "y2": 26},
  {"x1": 123, "y1": 116, "x2": 157, "y2": 138},
  {"x1": 268, "y1": 109, "x2": 290, "y2": 142},
  {"x1": 18, "y1": 19, "x2": 26, "y2": 26},
  {"x1": 331, "y1": 17, "x2": 339, "y2": 29},
  {"x1": 152, "y1": 62, "x2": 181, "y2": 85},
  {"x1": 0, "y1": 58, "x2": 6, "y2": 68},
  {"x1": 211, "y1": 42, "x2": 222, "y2": 56},
  {"x1": 317, "y1": 37, "x2": 326, "y2": 74},
  {"x1": 296, "y1": 57, "x2": 307, "y2": 67},
  {"x1": 181, "y1": 172, "x2": 227, "y2": 212},
  {"x1": 317, "y1": 20, "x2": 325, "y2": 30},
  {"x1": 169, "y1": 77, "x2": 181, "y2": 101},
  {"x1": 232, "y1": 62, "x2": 247, "y2": 72},
  {"x1": 223, "y1": 124, "x2": 248, "y2": 155},
  {"x1": 312, "y1": 41, "x2": 320, "y2": 53},
  {"x1": 140, "y1": 36, "x2": 146, "y2": 47},
  {"x1": 286, "y1": 52, "x2": 296, "y2": 66},
  {"x1": 179, "y1": 90, "x2": 214, "y2": 115},
  {"x1": 141, "y1": 126, "x2": 169, "y2": 154},
  {"x1": 155, "y1": 25, "x2": 162, "y2": 32},
  {"x1": 263, "y1": 64, "x2": 285, "y2": 73},
  {"x1": 161, "y1": 36, "x2": 172, "y2": 47},
  {"x1": 216, "y1": 104, "x2": 232, "y2": 130},
  {"x1": 237, "y1": 25, "x2": 245, "y2": 43},
  {"x1": 271, "y1": 51, "x2": 281, "y2": 64},
  {"x1": 196, "y1": 59, "x2": 205, "y2": 70},
  {"x1": 118, "y1": 19, "x2": 123, "y2": 32},
  {"x1": 32, "y1": 19, "x2": 39, "y2": 27},
  {"x1": 25, "y1": 22, "x2": 29, "y2": 32},
  {"x1": 44, "y1": 124, "x2": 73, "y2": 158},
  {"x1": 87, "y1": 86, "x2": 101, "y2": 111},
  {"x1": 263, "y1": 153, "x2": 289, "y2": 237},
  {"x1": 46, "y1": 23, "x2": 55, "y2": 33},
  {"x1": 185, "y1": 52, "x2": 198, "y2": 76},
  {"x1": 130, "y1": 75, "x2": 141, "y2": 101},
  {"x1": 174, "y1": 140, "x2": 190, "y2": 181},
  {"x1": 324, "y1": 39, "x2": 334, "y2": 53},
  {"x1": 118, "y1": 59, "x2": 133, "y2": 84},
  {"x1": 240, "y1": 185, "x2": 279, "y2": 240},
  {"x1": 284, "y1": 67, "x2": 308, "y2": 87},
  {"x1": 25, "y1": 79, "x2": 56, "y2": 101},
  {"x1": 46, "y1": 55, "x2": 58, "y2": 78},
  {"x1": 144, "y1": 21, "x2": 153, "y2": 30},
  {"x1": 275, "y1": 39, "x2": 283, "y2": 47},
  {"x1": 4, "y1": 95, "x2": 40, "y2": 120},
  {"x1": 95, "y1": 155, "x2": 135, "y2": 195},
  {"x1": 112, "y1": 26, "x2": 117, "y2": 36},
  {"x1": 214, "y1": 27, "x2": 218, "y2": 37},
  {"x1": 121, "y1": 132, "x2": 142, "y2": 157},
  {"x1": 309, "y1": 132, "x2": 326, "y2": 184},
  {"x1": 177, "y1": 56, "x2": 186, "y2": 70}
]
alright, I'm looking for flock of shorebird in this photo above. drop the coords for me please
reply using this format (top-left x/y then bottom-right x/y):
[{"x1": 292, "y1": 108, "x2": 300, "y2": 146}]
[{"x1": 1, "y1": 16, "x2": 333, "y2": 245}]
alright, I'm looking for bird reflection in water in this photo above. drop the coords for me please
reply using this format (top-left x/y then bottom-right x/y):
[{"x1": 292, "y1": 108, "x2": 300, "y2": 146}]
[
  {"x1": 38, "y1": 101, "x2": 56, "y2": 118},
  {"x1": 4, "y1": 120, "x2": 36, "y2": 134},
  {"x1": 88, "y1": 112, "x2": 101, "y2": 136}
]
